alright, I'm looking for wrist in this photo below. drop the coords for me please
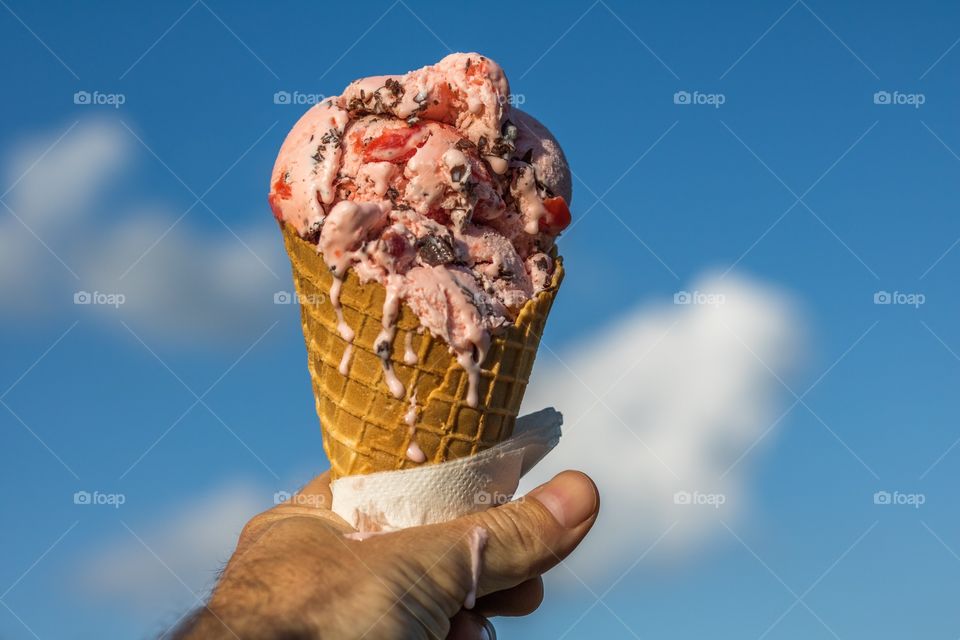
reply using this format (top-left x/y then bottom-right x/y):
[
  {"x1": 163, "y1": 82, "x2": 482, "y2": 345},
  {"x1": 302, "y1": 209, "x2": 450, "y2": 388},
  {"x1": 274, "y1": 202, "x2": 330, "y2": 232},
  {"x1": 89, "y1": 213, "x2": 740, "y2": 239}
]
[{"x1": 172, "y1": 602, "x2": 308, "y2": 640}]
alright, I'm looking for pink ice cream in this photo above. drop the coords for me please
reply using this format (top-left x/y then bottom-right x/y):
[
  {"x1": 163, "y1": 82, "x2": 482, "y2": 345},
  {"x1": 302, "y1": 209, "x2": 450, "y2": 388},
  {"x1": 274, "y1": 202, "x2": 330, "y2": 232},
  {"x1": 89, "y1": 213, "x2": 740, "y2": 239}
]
[{"x1": 269, "y1": 53, "x2": 571, "y2": 404}]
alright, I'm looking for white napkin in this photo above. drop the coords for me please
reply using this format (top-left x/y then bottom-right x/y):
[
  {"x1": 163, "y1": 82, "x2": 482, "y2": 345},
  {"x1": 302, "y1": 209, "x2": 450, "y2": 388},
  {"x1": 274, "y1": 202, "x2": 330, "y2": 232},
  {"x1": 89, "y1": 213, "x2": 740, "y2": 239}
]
[{"x1": 331, "y1": 408, "x2": 563, "y2": 532}]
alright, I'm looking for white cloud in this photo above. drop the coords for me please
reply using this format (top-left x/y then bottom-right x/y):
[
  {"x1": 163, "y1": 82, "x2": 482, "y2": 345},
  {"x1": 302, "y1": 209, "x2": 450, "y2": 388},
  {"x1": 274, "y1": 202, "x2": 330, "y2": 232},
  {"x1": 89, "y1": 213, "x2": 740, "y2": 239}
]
[
  {"x1": 5, "y1": 119, "x2": 129, "y2": 228},
  {"x1": 81, "y1": 209, "x2": 284, "y2": 342},
  {"x1": 68, "y1": 273, "x2": 803, "y2": 623},
  {"x1": 0, "y1": 119, "x2": 286, "y2": 341},
  {"x1": 74, "y1": 481, "x2": 266, "y2": 614},
  {"x1": 520, "y1": 273, "x2": 803, "y2": 588}
]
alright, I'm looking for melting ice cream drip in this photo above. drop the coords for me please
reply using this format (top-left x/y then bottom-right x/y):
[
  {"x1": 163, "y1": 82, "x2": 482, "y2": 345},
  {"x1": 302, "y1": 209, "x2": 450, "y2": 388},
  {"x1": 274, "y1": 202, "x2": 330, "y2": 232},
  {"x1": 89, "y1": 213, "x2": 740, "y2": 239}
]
[
  {"x1": 329, "y1": 276, "x2": 356, "y2": 343},
  {"x1": 339, "y1": 344, "x2": 353, "y2": 375},
  {"x1": 404, "y1": 390, "x2": 425, "y2": 463},
  {"x1": 463, "y1": 526, "x2": 489, "y2": 610},
  {"x1": 375, "y1": 284, "x2": 405, "y2": 399},
  {"x1": 403, "y1": 331, "x2": 418, "y2": 365},
  {"x1": 456, "y1": 337, "x2": 488, "y2": 408},
  {"x1": 330, "y1": 276, "x2": 356, "y2": 374}
]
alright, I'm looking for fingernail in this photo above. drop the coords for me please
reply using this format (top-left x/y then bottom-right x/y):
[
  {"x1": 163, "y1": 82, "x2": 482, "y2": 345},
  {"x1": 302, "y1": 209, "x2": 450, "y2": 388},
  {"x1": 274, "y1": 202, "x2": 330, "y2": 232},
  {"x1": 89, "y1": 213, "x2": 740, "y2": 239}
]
[{"x1": 528, "y1": 472, "x2": 598, "y2": 529}]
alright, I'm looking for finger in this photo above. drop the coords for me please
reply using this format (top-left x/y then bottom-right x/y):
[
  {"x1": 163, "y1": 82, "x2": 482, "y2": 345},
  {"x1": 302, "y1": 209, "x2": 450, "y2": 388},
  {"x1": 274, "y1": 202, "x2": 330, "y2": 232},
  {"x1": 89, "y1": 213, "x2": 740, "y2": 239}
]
[
  {"x1": 298, "y1": 470, "x2": 333, "y2": 505},
  {"x1": 272, "y1": 470, "x2": 332, "y2": 510},
  {"x1": 268, "y1": 470, "x2": 351, "y2": 530},
  {"x1": 446, "y1": 610, "x2": 496, "y2": 640},
  {"x1": 473, "y1": 577, "x2": 543, "y2": 618},
  {"x1": 464, "y1": 470, "x2": 599, "y2": 595}
]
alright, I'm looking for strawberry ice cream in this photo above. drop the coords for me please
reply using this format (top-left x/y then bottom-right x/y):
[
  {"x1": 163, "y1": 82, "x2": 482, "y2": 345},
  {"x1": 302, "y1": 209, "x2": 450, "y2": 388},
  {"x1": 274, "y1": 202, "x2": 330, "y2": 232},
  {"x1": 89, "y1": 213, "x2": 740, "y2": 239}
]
[{"x1": 269, "y1": 53, "x2": 571, "y2": 406}]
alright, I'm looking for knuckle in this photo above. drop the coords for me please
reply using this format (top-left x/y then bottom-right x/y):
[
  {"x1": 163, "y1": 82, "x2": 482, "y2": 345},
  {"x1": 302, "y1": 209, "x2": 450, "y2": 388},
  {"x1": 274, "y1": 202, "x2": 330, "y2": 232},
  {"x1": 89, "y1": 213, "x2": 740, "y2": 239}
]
[
  {"x1": 239, "y1": 511, "x2": 271, "y2": 539},
  {"x1": 482, "y1": 502, "x2": 555, "y2": 577}
]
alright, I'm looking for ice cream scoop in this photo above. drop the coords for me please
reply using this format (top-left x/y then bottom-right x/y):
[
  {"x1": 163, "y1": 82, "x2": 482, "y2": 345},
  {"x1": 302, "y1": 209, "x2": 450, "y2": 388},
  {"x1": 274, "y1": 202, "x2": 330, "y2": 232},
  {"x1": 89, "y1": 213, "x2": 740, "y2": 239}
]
[
  {"x1": 271, "y1": 53, "x2": 571, "y2": 403},
  {"x1": 271, "y1": 53, "x2": 571, "y2": 477}
]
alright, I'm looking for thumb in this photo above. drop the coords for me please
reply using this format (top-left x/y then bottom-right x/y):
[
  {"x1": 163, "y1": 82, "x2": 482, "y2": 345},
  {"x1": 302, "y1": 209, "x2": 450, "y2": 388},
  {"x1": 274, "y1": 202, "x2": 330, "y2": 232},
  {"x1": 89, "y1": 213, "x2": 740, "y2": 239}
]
[{"x1": 462, "y1": 470, "x2": 600, "y2": 596}]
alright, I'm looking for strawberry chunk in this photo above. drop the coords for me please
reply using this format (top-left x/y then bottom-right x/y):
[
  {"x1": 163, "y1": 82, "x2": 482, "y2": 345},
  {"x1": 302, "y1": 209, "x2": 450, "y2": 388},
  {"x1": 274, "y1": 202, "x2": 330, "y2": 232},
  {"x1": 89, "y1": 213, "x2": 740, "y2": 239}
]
[
  {"x1": 271, "y1": 172, "x2": 292, "y2": 200},
  {"x1": 268, "y1": 172, "x2": 293, "y2": 221},
  {"x1": 423, "y1": 207, "x2": 452, "y2": 225},
  {"x1": 540, "y1": 196, "x2": 571, "y2": 234},
  {"x1": 464, "y1": 57, "x2": 488, "y2": 82},
  {"x1": 419, "y1": 81, "x2": 460, "y2": 122},
  {"x1": 381, "y1": 229, "x2": 409, "y2": 258},
  {"x1": 363, "y1": 126, "x2": 425, "y2": 164}
]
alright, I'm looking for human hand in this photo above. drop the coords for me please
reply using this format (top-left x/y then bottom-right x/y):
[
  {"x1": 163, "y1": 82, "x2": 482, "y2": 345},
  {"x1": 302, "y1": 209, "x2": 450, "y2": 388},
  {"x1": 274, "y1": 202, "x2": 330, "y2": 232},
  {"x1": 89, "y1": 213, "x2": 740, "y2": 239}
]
[{"x1": 173, "y1": 470, "x2": 599, "y2": 639}]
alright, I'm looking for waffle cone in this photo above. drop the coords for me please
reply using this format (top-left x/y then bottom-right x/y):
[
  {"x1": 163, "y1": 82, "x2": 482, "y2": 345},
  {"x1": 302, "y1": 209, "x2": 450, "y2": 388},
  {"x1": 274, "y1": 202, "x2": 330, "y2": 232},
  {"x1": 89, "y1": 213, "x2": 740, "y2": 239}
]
[{"x1": 281, "y1": 224, "x2": 563, "y2": 479}]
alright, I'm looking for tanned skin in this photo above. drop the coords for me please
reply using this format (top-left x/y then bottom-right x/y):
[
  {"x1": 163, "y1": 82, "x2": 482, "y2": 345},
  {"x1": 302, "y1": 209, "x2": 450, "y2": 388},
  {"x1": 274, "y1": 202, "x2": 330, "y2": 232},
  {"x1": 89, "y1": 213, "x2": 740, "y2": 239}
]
[{"x1": 170, "y1": 470, "x2": 599, "y2": 640}]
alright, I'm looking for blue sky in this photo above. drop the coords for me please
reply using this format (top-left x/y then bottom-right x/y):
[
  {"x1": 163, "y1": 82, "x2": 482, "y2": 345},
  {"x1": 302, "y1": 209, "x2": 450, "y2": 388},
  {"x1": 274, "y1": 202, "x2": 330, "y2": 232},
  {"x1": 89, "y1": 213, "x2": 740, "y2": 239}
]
[{"x1": 2, "y1": 1, "x2": 960, "y2": 638}]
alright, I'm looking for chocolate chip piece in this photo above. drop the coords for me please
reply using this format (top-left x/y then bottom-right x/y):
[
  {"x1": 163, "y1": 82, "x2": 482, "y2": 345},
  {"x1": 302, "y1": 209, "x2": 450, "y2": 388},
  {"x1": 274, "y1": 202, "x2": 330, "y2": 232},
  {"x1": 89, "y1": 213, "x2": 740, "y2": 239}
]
[
  {"x1": 384, "y1": 78, "x2": 403, "y2": 96},
  {"x1": 320, "y1": 128, "x2": 341, "y2": 145},
  {"x1": 459, "y1": 283, "x2": 495, "y2": 319},
  {"x1": 304, "y1": 218, "x2": 324, "y2": 244},
  {"x1": 416, "y1": 234, "x2": 456, "y2": 266}
]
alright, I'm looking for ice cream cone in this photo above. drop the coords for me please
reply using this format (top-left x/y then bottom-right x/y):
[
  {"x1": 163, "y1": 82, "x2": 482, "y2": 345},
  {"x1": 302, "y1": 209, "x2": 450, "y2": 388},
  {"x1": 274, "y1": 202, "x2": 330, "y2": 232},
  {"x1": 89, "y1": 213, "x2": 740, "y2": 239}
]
[{"x1": 282, "y1": 224, "x2": 563, "y2": 479}]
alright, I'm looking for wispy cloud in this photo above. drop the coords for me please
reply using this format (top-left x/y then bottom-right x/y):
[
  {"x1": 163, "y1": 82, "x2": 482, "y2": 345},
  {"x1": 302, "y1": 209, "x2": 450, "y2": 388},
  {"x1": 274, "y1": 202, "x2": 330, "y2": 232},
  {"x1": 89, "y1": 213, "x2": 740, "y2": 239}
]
[
  {"x1": 520, "y1": 273, "x2": 804, "y2": 587},
  {"x1": 0, "y1": 119, "x2": 286, "y2": 342},
  {"x1": 71, "y1": 273, "x2": 804, "y2": 621},
  {"x1": 72, "y1": 481, "x2": 266, "y2": 614}
]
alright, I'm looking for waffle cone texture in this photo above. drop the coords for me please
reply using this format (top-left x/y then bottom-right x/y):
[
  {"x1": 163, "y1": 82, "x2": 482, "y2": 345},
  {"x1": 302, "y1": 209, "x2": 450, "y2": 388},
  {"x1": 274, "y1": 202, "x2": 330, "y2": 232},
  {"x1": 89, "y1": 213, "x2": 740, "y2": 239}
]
[{"x1": 282, "y1": 224, "x2": 563, "y2": 479}]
